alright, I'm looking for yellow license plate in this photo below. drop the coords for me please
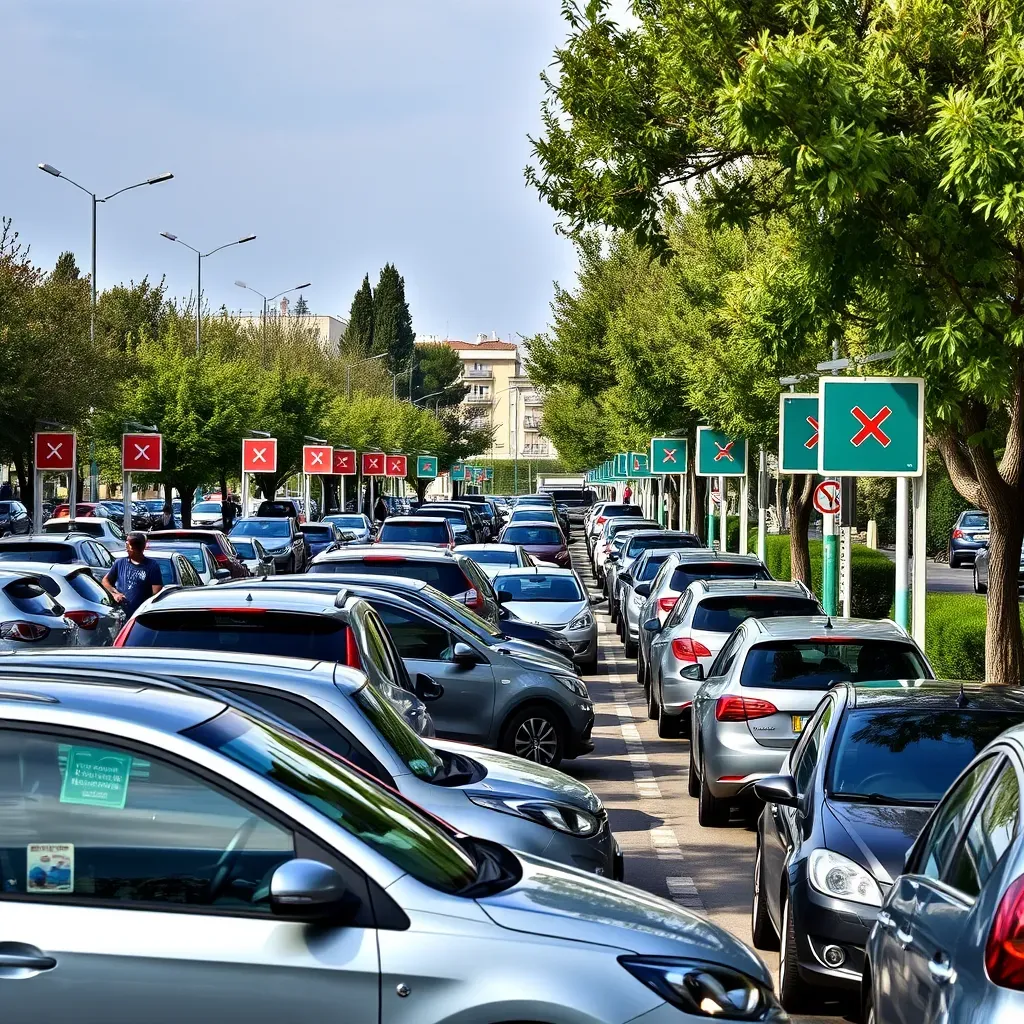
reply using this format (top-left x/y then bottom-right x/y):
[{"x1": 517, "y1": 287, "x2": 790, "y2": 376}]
[{"x1": 792, "y1": 715, "x2": 806, "y2": 733}]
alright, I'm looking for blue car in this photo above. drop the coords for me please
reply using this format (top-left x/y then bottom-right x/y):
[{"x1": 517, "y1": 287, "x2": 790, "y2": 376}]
[{"x1": 298, "y1": 521, "x2": 343, "y2": 559}]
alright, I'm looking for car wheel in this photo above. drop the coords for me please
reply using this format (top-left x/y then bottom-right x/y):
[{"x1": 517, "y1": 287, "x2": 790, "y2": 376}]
[
  {"x1": 647, "y1": 678, "x2": 658, "y2": 720},
  {"x1": 698, "y1": 768, "x2": 729, "y2": 827},
  {"x1": 975, "y1": 566, "x2": 987, "y2": 594},
  {"x1": 688, "y1": 738, "x2": 700, "y2": 797},
  {"x1": 779, "y1": 890, "x2": 816, "y2": 1014},
  {"x1": 751, "y1": 839, "x2": 780, "y2": 951},
  {"x1": 581, "y1": 654, "x2": 599, "y2": 675},
  {"x1": 657, "y1": 702, "x2": 681, "y2": 739},
  {"x1": 624, "y1": 633, "x2": 637, "y2": 658},
  {"x1": 501, "y1": 707, "x2": 564, "y2": 768},
  {"x1": 949, "y1": 551, "x2": 959, "y2": 568}
]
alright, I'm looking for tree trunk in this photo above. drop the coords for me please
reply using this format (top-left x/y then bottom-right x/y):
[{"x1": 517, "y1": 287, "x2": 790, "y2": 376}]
[
  {"x1": 789, "y1": 473, "x2": 816, "y2": 585},
  {"x1": 416, "y1": 480, "x2": 427, "y2": 503},
  {"x1": 984, "y1": 503, "x2": 1024, "y2": 685},
  {"x1": 693, "y1": 476, "x2": 707, "y2": 543},
  {"x1": 14, "y1": 452, "x2": 29, "y2": 509},
  {"x1": 175, "y1": 480, "x2": 197, "y2": 529}
]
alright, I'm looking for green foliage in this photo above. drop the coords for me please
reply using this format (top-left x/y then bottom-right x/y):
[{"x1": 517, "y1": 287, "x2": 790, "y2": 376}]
[
  {"x1": 464, "y1": 458, "x2": 566, "y2": 495},
  {"x1": 372, "y1": 263, "x2": 415, "y2": 374},
  {"x1": 928, "y1": 470, "x2": 972, "y2": 559},
  {"x1": 415, "y1": 344, "x2": 468, "y2": 407},
  {"x1": 292, "y1": 294, "x2": 309, "y2": 316},
  {"x1": 343, "y1": 274, "x2": 374, "y2": 353},
  {"x1": 925, "y1": 595, "x2": 996, "y2": 681},
  {"x1": 96, "y1": 277, "x2": 167, "y2": 353},
  {"x1": 52, "y1": 251, "x2": 81, "y2": 282}
]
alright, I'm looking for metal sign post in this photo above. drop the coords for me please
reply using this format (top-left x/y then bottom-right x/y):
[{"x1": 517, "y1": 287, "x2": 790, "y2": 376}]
[
  {"x1": 757, "y1": 448, "x2": 768, "y2": 564},
  {"x1": 34, "y1": 432, "x2": 77, "y2": 530},
  {"x1": 912, "y1": 464, "x2": 927, "y2": 646},
  {"x1": 813, "y1": 479, "x2": 841, "y2": 616},
  {"x1": 895, "y1": 477, "x2": 909, "y2": 629},
  {"x1": 719, "y1": 475, "x2": 727, "y2": 552},
  {"x1": 121, "y1": 433, "x2": 162, "y2": 533}
]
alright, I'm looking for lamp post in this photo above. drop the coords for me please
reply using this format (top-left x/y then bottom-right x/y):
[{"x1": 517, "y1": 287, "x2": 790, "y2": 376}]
[
  {"x1": 346, "y1": 352, "x2": 387, "y2": 399},
  {"x1": 160, "y1": 232, "x2": 256, "y2": 352},
  {"x1": 38, "y1": 164, "x2": 173, "y2": 345},
  {"x1": 234, "y1": 280, "x2": 311, "y2": 341}
]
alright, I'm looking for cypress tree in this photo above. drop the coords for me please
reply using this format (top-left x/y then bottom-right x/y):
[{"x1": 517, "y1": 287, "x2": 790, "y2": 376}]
[
  {"x1": 343, "y1": 274, "x2": 374, "y2": 353},
  {"x1": 372, "y1": 263, "x2": 415, "y2": 372}
]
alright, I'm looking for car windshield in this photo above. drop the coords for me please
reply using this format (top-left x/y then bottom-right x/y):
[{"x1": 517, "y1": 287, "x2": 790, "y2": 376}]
[
  {"x1": 352, "y1": 683, "x2": 444, "y2": 781},
  {"x1": 230, "y1": 540, "x2": 258, "y2": 559},
  {"x1": 627, "y1": 535, "x2": 699, "y2": 557},
  {"x1": 828, "y1": 709, "x2": 1024, "y2": 803},
  {"x1": 466, "y1": 549, "x2": 518, "y2": 566},
  {"x1": 670, "y1": 562, "x2": 770, "y2": 590},
  {"x1": 192, "y1": 502, "x2": 222, "y2": 513},
  {"x1": 378, "y1": 522, "x2": 449, "y2": 544},
  {"x1": 503, "y1": 527, "x2": 562, "y2": 546},
  {"x1": 0, "y1": 545, "x2": 74, "y2": 564},
  {"x1": 231, "y1": 521, "x2": 291, "y2": 538},
  {"x1": 740, "y1": 639, "x2": 929, "y2": 689},
  {"x1": 961, "y1": 513, "x2": 988, "y2": 529},
  {"x1": 494, "y1": 574, "x2": 583, "y2": 602},
  {"x1": 148, "y1": 544, "x2": 206, "y2": 572},
  {"x1": 185, "y1": 708, "x2": 476, "y2": 892},
  {"x1": 693, "y1": 596, "x2": 823, "y2": 632},
  {"x1": 326, "y1": 516, "x2": 366, "y2": 529}
]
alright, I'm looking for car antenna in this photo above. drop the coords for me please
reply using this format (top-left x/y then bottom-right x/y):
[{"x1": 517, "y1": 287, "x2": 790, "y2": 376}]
[
  {"x1": 245, "y1": 592, "x2": 253, "y2": 603},
  {"x1": 957, "y1": 680, "x2": 968, "y2": 707},
  {"x1": 824, "y1": 615, "x2": 833, "y2": 630}
]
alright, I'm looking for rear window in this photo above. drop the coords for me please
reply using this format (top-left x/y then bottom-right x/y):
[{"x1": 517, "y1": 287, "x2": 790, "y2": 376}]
[
  {"x1": 309, "y1": 559, "x2": 471, "y2": 596},
  {"x1": 627, "y1": 535, "x2": 700, "y2": 557},
  {"x1": 600, "y1": 505, "x2": 643, "y2": 518},
  {"x1": 4, "y1": 579, "x2": 63, "y2": 617},
  {"x1": 670, "y1": 562, "x2": 770, "y2": 591},
  {"x1": 693, "y1": 596, "x2": 822, "y2": 632},
  {"x1": 44, "y1": 521, "x2": 102, "y2": 537},
  {"x1": 327, "y1": 516, "x2": 366, "y2": 530},
  {"x1": 231, "y1": 540, "x2": 258, "y2": 559},
  {"x1": 256, "y1": 502, "x2": 299, "y2": 517},
  {"x1": 232, "y1": 521, "x2": 291, "y2": 539},
  {"x1": 511, "y1": 509, "x2": 555, "y2": 521},
  {"x1": 68, "y1": 568, "x2": 112, "y2": 605},
  {"x1": 467, "y1": 549, "x2": 518, "y2": 566},
  {"x1": 148, "y1": 545, "x2": 206, "y2": 573},
  {"x1": 503, "y1": 527, "x2": 562, "y2": 546},
  {"x1": 125, "y1": 611, "x2": 347, "y2": 659},
  {"x1": 415, "y1": 510, "x2": 469, "y2": 525},
  {"x1": 493, "y1": 574, "x2": 583, "y2": 602},
  {"x1": 961, "y1": 513, "x2": 988, "y2": 529},
  {"x1": 740, "y1": 639, "x2": 929, "y2": 690},
  {"x1": 300, "y1": 525, "x2": 332, "y2": 538},
  {"x1": 638, "y1": 553, "x2": 674, "y2": 581},
  {"x1": 0, "y1": 545, "x2": 74, "y2": 564},
  {"x1": 378, "y1": 522, "x2": 450, "y2": 544}
]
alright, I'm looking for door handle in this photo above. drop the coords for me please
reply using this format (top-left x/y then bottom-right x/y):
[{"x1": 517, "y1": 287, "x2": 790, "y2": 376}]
[
  {"x1": 0, "y1": 943, "x2": 57, "y2": 978},
  {"x1": 876, "y1": 911, "x2": 894, "y2": 931},
  {"x1": 896, "y1": 928, "x2": 913, "y2": 947},
  {"x1": 928, "y1": 957, "x2": 955, "y2": 985}
]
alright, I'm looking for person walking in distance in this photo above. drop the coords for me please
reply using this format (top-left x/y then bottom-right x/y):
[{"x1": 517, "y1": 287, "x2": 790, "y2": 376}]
[
  {"x1": 103, "y1": 532, "x2": 163, "y2": 618},
  {"x1": 374, "y1": 494, "x2": 389, "y2": 523},
  {"x1": 156, "y1": 503, "x2": 177, "y2": 530},
  {"x1": 622, "y1": 483, "x2": 633, "y2": 503}
]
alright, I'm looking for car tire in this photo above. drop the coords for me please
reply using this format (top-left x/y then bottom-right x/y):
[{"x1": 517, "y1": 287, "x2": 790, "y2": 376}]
[
  {"x1": 647, "y1": 679, "x2": 658, "y2": 720},
  {"x1": 581, "y1": 654, "x2": 599, "y2": 675},
  {"x1": 779, "y1": 890, "x2": 816, "y2": 1014},
  {"x1": 751, "y1": 839, "x2": 780, "y2": 951},
  {"x1": 698, "y1": 768, "x2": 729, "y2": 827},
  {"x1": 975, "y1": 566, "x2": 987, "y2": 594},
  {"x1": 500, "y1": 705, "x2": 565, "y2": 768},
  {"x1": 657, "y1": 702, "x2": 681, "y2": 739},
  {"x1": 624, "y1": 634, "x2": 637, "y2": 658},
  {"x1": 688, "y1": 738, "x2": 700, "y2": 797}
]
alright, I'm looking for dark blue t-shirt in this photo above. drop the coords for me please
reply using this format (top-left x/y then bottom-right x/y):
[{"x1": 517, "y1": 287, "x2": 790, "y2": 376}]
[{"x1": 105, "y1": 556, "x2": 163, "y2": 617}]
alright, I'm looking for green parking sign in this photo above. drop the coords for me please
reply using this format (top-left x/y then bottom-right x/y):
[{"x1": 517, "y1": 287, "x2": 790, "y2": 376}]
[
  {"x1": 450, "y1": 462, "x2": 466, "y2": 481},
  {"x1": 818, "y1": 377, "x2": 925, "y2": 477},
  {"x1": 650, "y1": 437, "x2": 688, "y2": 474},
  {"x1": 416, "y1": 455, "x2": 438, "y2": 479},
  {"x1": 778, "y1": 394, "x2": 819, "y2": 474},
  {"x1": 615, "y1": 453, "x2": 629, "y2": 478},
  {"x1": 696, "y1": 427, "x2": 747, "y2": 477},
  {"x1": 628, "y1": 452, "x2": 652, "y2": 478}
]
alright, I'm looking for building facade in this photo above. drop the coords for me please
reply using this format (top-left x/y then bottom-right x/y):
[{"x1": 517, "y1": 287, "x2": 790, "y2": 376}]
[{"x1": 233, "y1": 297, "x2": 347, "y2": 353}]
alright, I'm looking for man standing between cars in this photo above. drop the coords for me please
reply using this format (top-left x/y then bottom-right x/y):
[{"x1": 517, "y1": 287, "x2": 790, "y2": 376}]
[{"x1": 103, "y1": 531, "x2": 163, "y2": 617}]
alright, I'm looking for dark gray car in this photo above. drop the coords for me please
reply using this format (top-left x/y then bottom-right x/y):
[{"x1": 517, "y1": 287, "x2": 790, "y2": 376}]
[{"x1": 229, "y1": 517, "x2": 305, "y2": 572}]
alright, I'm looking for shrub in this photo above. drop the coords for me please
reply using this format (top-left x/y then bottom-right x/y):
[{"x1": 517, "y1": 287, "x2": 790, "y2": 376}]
[
  {"x1": 925, "y1": 594, "x2": 992, "y2": 680},
  {"x1": 927, "y1": 473, "x2": 972, "y2": 560}
]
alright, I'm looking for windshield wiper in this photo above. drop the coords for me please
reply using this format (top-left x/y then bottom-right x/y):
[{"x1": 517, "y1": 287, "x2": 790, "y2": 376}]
[{"x1": 832, "y1": 792, "x2": 934, "y2": 806}]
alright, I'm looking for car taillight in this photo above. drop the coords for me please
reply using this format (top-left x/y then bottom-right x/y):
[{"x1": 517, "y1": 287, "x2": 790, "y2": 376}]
[
  {"x1": 596, "y1": 516, "x2": 607, "y2": 525},
  {"x1": 65, "y1": 610, "x2": 99, "y2": 630},
  {"x1": 986, "y1": 873, "x2": 1024, "y2": 989},
  {"x1": 1, "y1": 621, "x2": 50, "y2": 642},
  {"x1": 213, "y1": 552, "x2": 230, "y2": 567},
  {"x1": 715, "y1": 695, "x2": 778, "y2": 722},
  {"x1": 952, "y1": 528, "x2": 964, "y2": 539},
  {"x1": 464, "y1": 586, "x2": 484, "y2": 611},
  {"x1": 658, "y1": 596, "x2": 678, "y2": 613},
  {"x1": 671, "y1": 637, "x2": 712, "y2": 663}
]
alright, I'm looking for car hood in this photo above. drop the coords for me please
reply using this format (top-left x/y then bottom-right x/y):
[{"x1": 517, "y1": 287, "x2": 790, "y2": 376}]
[
  {"x1": 478, "y1": 853, "x2": 771, "y2": 980},
  {"x1": 489, "y1": 644, "x2": 576, "y2": 675},
  {"x1": 429, "y1": 739, "x2": 601, "y2": 812},
  {"x1": 824, "y1": 798, "x2": 933, "y2": 884},
  {"x1": 502, "y1": 601, "x2": 587, "y2": 627}
]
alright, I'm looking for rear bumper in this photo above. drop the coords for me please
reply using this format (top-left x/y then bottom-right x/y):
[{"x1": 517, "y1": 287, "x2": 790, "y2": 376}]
[{"x1": 701, "y1": 728, "x2": 790, "y2": 798}]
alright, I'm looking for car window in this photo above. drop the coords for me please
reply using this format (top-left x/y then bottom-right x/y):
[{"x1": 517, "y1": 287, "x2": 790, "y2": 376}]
[
  {"x1": 378, "y1": 522, "x2": 450, "y2": 544},
  {"x1": 665, "y1": 590, "x2": 693, "y2": 628},
  {"x1": 376, "y1": 606, "x2": 452, "y2": 660},
  {"x1": 353, "y1": 683, "x2": 443, "y2": 781},
  {"x1": 502, "y1": 526, "x2": 562, "y2": 545},
  {"x1": 467, "y1": 549, "x2": 518, "y2": 566},
  {"x1": 232, "y1": 521, "x2": 291, "y2": 539},
  {"x1": 915, "y1": 757, "x2": 1000, "y2": 880},
  {"x1": 0, "y1": 728, "x2": 293, "y2": 912},
  {"x1": 945, "y1": 760, "x2": 1020, "y2": 898},
  {"x1": 0, "y1": 545, "x2": 74, "y2": 564},
  {"x1": 492, "y1": 574, "x2": 583, "y2": 602},
  {"x1": 311, "y1": 558, "x2": 471, "y2": 596},
  {"x1": 23, "y1": 573, "x2": 61, "y2": 598},
  {"x1": 794, "y1": 700, "x2": 834, "y2": 794},
  {"x1": 360, "y1": 609, "x2": 408, "y2": 688},
  {"x1": 739, "y1": 639, "x2": 928, "y2": 690},
  {"x1": 637, "y1": 553, "x2": 673, "y2": 582},
  {"x1": 692, "y1": 596, "x2": 823, "y2": 632},
  {"x1": 4, "y1": 579, "x2": 63, "y2": 617},
  {"x1": 960, "y1": 513, "x2": 988, "y2": 529},
  {"x1": 708, "y1": 630, "x2": 745, "y2": 678},
  {"x1": 68, "y1": 568, "x2": 113, "y2": 606},
  {"x1": 152, "y1": 557, "x2": 177, "y2": 585},
  {"x1": 180, "y1": 558, "x2": 203, "y2": 587},
  {"x1": 670, "y1": 561, "x2": 771, "y2": 591},
  {"x1": 627, "y1": 535, "x2": 699, "y2": 557}
]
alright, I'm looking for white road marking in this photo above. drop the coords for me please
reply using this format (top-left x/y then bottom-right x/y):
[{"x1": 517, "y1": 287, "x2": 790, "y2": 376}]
[{"x1": 666, "y1": 875, "x2": 705, "y2": 909}]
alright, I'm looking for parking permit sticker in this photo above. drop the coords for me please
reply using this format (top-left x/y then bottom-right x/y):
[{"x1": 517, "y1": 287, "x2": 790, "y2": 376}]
[
  {"x1": 27, "y1": 844, "x2": 74, "y2": 893},
  {"x1": 59, "y1": 746, "x2": 133, "y2": 809}
]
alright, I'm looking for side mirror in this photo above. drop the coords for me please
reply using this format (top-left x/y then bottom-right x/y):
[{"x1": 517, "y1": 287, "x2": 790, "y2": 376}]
[
  {"x1": 618, "y1": 573, "x2": 633, "y2": 586},
  {"x1": 269, "y1": 859, "x2": 358, "y2": 922},
  {"x1": 451, "y1": 642, "x2": 479, "y2": 667},
  {"x1": 415, "y1": 672, "x2": 445, "y2": 702},
  {"x1": 497, "y1": 590, "x2": 513, "y2": 604},
  {"x1": 753, "y1": 775, "x2": 799, "y2": 808},
  {"x1": 634, "y1": 583, "x2": 651, "y2": 598},
  {"x1": 642, "y1": 617, "x2": 661, "y2": 633},
  {"x1": 214, "y1": 568, "x2": 232, "y2": 581},
  {"x1": 680, "y1": 663, "x2": 705, "y2": 682}
]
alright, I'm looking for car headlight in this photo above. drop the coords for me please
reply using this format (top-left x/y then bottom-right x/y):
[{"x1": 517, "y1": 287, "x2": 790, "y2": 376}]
[
  {"x1": 808, "y1": 848, "x2": 882, "y2": 907},
  {"x1": 269, "y1": 545, "x2": 291, "y2": 556},
  {"x1": 468, "y1": 795, "x2": 601, "y2": 836},
  {"x1": 555, "y1": 674, "x2": 590, "y2": 699},
  {"x1": 568, "y1": 612, "x2": 593, "y2": 630},
  {"x1": 620, "y1": 958, "x2": 784, "y2": 1021}
]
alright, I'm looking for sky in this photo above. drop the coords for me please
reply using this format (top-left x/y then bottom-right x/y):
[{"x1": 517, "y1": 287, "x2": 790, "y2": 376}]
[{"x1": 0, "y1": 0, "x2": 589, "y2": 344}]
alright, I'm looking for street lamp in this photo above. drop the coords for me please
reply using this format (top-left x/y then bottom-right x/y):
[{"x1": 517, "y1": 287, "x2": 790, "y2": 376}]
[
  {"x1": 160, "y1": 232, "x2": 256, "y2": 352},
  {"x1": 235, "y1": 280, "x2": 311, "y2": 341},
  {"x1": 38, "y1": 163, "x2": 173, "y2": 345},
  {"x1": 346, "y1": 352, "x2": 387, "y2": 399}
]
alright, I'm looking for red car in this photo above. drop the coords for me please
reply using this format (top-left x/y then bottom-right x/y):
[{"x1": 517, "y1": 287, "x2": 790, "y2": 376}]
[
  {"x1": 53, "y1": 502, "x2": 100, "y2": 518},
  {"x1": 147, "y1": 529, "x2": 249, "y2": 578},
  {"x1": 498, "y1": 521, "x2": 571, "y2": 568}
]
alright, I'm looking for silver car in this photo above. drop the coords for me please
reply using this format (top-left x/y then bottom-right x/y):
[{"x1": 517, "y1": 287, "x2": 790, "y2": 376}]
[
  {"x1": 322, "y1": 512, "x2": 372, "y2": 543},
  {"x1": 689, "y1": 616, "x2": 934, "y2": 826},
  {"x1": 0, "y1": 569, "x2": 78, "y2": 649},
  {"x1": 646, "y1": 580, "x2": 822, "y2": 737},
  {"x1": 493, "y1": 567, "x2": 600, "y2": 673},
  {"x1": 147, "y1": 540, "x2": 227, "y2": 584},
  {"x1": 0, "y1": 561, "x2": 125, "y2": 646},
  {"x1": 593, "y1": 517, "x2": 660, "y2": 583},
  {"x1": 619, "y1": 548, "x2": 704, "y2": 658},
  {"x1": 585, "y1": 502, "x2": 645, "y2": 555},
  {"x1": 972, "y1": 537, "x2": 1024, "y2": 593},
  {"x1": 210, "y1": 535, "x2": 275, "y2": 576},
  {"x1": 459, "y1": 542, "x2": 536, "y2": 578},
  {"x1": 606, "y1": 529, "x2": 701, "y2": 622},
  {"x1": 0, "y1": 675, "x2": 779, "y2": 1023},
  {"x1": 42, "y1": 515, "x2": 126, "y2": 552},
  {"x1": 864, "y1": 719, "x2": 1024, "y2": 1024}
]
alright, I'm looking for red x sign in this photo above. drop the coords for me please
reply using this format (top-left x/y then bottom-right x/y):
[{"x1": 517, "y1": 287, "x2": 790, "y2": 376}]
[
  {"x1": 662, "y1": 447, "x2": 678, "y2": 464},
  {"x1": 851, "y1": 406, "x2": 892, "y2": 448},
  {"x1": 385, "y1": 455, "x2": 408, "y2": 477},
  {"x1": 333, "y1": 449, "x2": 356, "y2": 475},
  {"x1": 362, "y1": 452, "x2": 385, "y2": 476},
  {"x1": 804, "y1": 417, "x2": 819, "y2": 450},
  {"x1": 303, "y1": 445, "x2": 333, "y2": 475},
  {"x1": 34, "y1": 432, "x2": 76, "y2": 472},
  {"x1": 122, "y1": 433, "x2": 163, "y2": 472},
  {"x1": 242, "y1": 438, "x2": 278, "y2": 473},
  {"x1": 714, "y1": 441, "x2": 735, "y2": 462}
]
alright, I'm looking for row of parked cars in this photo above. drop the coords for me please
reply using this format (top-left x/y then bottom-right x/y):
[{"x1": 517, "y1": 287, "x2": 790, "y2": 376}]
[{"x1": 586, "y1": 496, "x2": 1024, "y2": 1020}]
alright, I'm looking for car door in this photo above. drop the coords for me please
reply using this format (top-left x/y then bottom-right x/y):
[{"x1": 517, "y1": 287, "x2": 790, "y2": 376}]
[
  {"x1": 12, "y1": 503, "x2": 30, "y2": 534},
  {"x1": 375, "y1": 605, "x2": 495, "y2": 744},
  {"x1": 0, "y1": 725, "x2": 380, "y2": 1022}
]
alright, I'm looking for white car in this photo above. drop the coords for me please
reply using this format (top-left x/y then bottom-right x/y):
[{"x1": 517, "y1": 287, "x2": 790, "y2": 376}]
[
  {"x1": 42, "y1": 516, "x2": 126, "y2": 553},
  {"x1": 458, "y1": 542, "x2": 536, "y2": 579},
  {"x1": 188, "y1": 501, "x2": 226, "y2": 528},
  {"x1": 145, "y1": 541, "x2": 223, "y2": 585}
]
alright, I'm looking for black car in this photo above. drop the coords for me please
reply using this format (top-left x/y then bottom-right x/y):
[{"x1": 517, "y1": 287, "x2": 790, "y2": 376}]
[
  {"x1": 751, "y1": 680, "x2": 1024, "y2": 1015},
  {"x1": 0, "y1": 501, "x2": 32, "y2": 537},
  {"x1": 299, "y1": 521, "x2": 343, "y2": 559},
  {"x1": 229, "y1": 517, "x2": 306, "y2": 572}
]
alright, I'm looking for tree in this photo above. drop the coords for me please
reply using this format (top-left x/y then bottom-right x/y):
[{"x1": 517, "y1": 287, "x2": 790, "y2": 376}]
[
  {"x1": 343, "y1": 274, "x2": 374, "y2": 353},
  {"x1": 414, "y1": 343, "x2": 469, "y2": 407},
  {"x1": 96, "y1": 277, "x2": 167, "y2": 353},
  {"x1": 292, "y1": 293, "x2": 309, "y2": 316},
  {"x1": 52, "y1": 251, "x2": 81, "y2": 282},
  {"x1": 372, "y1": 263, "x2": 415, "y2": 372}
]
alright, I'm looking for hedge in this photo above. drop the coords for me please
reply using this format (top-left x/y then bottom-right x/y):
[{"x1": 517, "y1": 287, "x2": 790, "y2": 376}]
[
  {"x1": 464, "y1": 459, "x2": 566, "y2": 495},
  {"x1": 927, "y1": 472, "x2": 972, "y2": 560}
]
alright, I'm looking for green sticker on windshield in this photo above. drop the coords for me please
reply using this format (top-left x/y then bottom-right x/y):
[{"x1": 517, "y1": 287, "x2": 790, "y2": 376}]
[{"x1": 60, "y1": 746, "x2": 132, "y2": 809}]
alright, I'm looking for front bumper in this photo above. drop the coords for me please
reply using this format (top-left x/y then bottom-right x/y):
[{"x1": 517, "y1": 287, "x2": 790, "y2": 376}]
[
  {"x1": 542, "y1": 819, "x2": 622, "y2": 879},
  {"x1": 561, "y1": 625, "x2": 598, "y2": 665},
  {"x1": 564, "y1": 709, "x2": 595, "y2": 758}
]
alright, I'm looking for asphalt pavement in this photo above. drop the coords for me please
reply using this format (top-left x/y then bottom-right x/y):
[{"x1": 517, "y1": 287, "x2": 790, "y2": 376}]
[
  {"x1": 875, "y1": 551, "x2": 975, "y2": 594},
  {"x1": 563, "y1": 533, "x2": 854, "y2": 1024}
]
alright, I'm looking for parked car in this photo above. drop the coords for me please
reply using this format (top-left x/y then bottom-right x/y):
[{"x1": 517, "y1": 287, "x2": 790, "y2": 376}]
[
  {"x1": 299, "y1": 522, "x2": 344, "y2": 560},
  {"x1": 460, "y1": 542, "x2": 538, "y2": 578},
  {"x1": 187, "y1": 500, "x2": 227, "y2": 528},
  {"x1": 499, "y1": 522, "x2": 571, "y2": 568},
  {"x1": 146, "y1": 540, "x2": 223, "y2": 585},
  {"x1": 689, "y1": 617, "x2": 934, "y2": 827},
  {"x1": 752, "y1": 680, "x2": 1024, "y2": 1015},
  {"x1": 0, "y1": 500, "x2": 32, "y2": 536},
  {"x1": 972, "y1": 536, "x2": 1024, "y2": 593},
  {"x1": 585, "y1": 502, "x2": 645, "y2": 552},
  {"x1": 0, "y1": 534, "x2": 115, "y2": 581},
  {"x1": 144, "y1": 549, "x2": 206, "y2": 588},
  {"x1": 0, "y1": 561, "x2": 124, "y2": 645},
  {"x1": 606, "y1": 529, "x2": 701, "y2": 620},
  {"x1": 255, "y1": 497, "x2": 307, "y2": 523},
  {"x1": 228, "y1": 518, "x2": 306, "y2": 573},
  {"x1": 493, "y1": 568, "x2": 600, "y2": 672},
  {"x1": 321, "y1": 513, "x2": 372, "y2": 543},
  {"x1": 864, "y1": 712, "x2": 1024, "y2": 1024},
  {"x1": 52, "y1": 501, "x2": 102, "y2": 518},
  {"x1": 593, "y1": 517, "x2": 661, "y2": 583},
  {"x1": 223, "y1": 535, "x2": 276, "y2": 576},
  {"x1": 0, "y1": 569, "x2": 79, "y2": 649},
  {"x1": 950, "y1": 509, "x2": 990, "y2": 566},
  {"x1": 41, "y1": 516, "x2": 126, "y2": 553},
  {"x1": 147, "y1": 528, "x2": 249, "y2": 579},
  {"x1": 376, "y1": 515, "x2": 454, "y2": 548},
  {"x1": 407, "y1": 505, "x2": 480, "y2": 545},
  {"x1": 0, "y1": 673, "x2": 777, "y2": 1022}
]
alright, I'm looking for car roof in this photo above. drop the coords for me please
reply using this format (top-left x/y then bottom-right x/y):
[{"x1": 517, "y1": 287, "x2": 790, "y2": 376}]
[
  {"x1": 503, "y1": 520, "x2": 563, "y2": 528},
  {"x1": 840, "y1": 680, "x2": 1024, "y2": 712},
  {"x1": 136, "y1": 584, "x2": 349, "y2": 615},
  {"x1": 688, "y1": 579, "x2": 811, "y2": 598},
  {"x1": 0, "y1": 561, "x2": 84, "y2": 577},
  {"x1": 492, "y1": 566, "x2": 576, "y2": 578},
  {"x1": 663, "y1": 549, "x2": 757, "y2": 565},
  {"x1": 744, "y1": 615, "x2": 910, "y2": 641},
  {"x1": 43, "y1": 516, "x2": 116, "y2": 528},
  {"x1": 458, "y1": 543, "x2": 520, "y2": 552},
  {"x1": 312, "y1": 544, "x2": 458, "y2": 563},
  {"x1": 0, "y1": 568, "x2": 50, "y2": 581},
  {"x1": 226, "y1": 572, "x2": 432, "y2": 596},
  {"x1": 0, "y1": 535, "x2": 85, "y2": 546},
  {"x1": 382, "y1": 516, "x2": 450, "y2": 525},
  {"x1": 151, "y1": 529, "x2": 226, "y2": 539},
  {"x1": 622, "y1": 529, "x2": 695, "y2": 540}
]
